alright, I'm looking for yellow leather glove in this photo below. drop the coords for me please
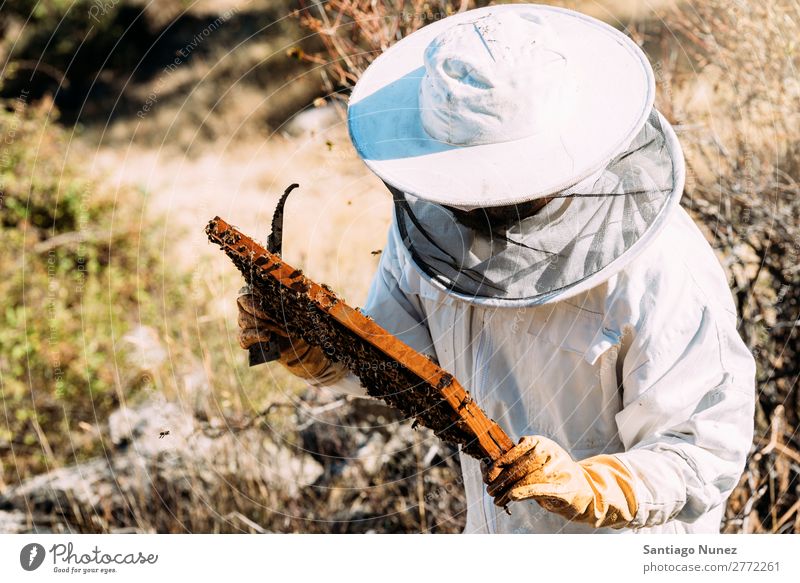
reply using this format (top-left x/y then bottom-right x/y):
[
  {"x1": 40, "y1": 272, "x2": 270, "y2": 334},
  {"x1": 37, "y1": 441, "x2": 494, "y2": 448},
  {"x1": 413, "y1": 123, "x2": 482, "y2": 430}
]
[
  {"x1": 237, "y1": 290, "x2": 347, "y2": 384},
  {"x1": 482, "y1": 436, "x2": 638, "y2": 529}
]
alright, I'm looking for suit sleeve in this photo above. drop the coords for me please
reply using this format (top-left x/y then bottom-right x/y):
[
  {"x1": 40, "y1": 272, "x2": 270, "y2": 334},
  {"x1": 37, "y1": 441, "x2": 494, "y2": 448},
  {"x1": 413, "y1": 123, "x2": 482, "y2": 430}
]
[{"x1": 613, "y1": 284, "x2": 756, "y2": 528}]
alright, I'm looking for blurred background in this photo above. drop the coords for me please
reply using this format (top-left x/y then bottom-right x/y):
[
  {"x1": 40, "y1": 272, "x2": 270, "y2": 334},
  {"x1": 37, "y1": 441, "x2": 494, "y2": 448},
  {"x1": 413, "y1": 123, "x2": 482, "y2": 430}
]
[{"x1": 0, "y1": 0, "x2": 798, "y2": 533}]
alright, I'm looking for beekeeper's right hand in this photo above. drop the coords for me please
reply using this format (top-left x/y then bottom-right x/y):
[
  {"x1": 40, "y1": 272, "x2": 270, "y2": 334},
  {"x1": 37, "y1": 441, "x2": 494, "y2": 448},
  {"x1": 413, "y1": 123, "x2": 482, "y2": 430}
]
[{"x1": 236, "y1": 290, "x2": 347, "y2": 385}]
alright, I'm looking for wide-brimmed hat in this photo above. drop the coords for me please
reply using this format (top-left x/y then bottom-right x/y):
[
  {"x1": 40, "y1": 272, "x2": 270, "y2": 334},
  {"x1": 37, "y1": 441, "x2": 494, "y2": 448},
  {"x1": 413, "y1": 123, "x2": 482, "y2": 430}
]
[
  {"x1": 347, "y1": 4, "x2": 686, "y2": 306},
  {"x1": 347, "y1": 3, "x2": 656, "y2": 209}
]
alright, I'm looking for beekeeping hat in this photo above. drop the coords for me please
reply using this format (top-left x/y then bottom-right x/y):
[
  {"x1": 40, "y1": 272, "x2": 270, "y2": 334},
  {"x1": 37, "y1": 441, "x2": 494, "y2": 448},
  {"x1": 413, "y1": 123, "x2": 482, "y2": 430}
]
[{"x1": 347, "y1": 4, "x2": 685, "y2": 305}]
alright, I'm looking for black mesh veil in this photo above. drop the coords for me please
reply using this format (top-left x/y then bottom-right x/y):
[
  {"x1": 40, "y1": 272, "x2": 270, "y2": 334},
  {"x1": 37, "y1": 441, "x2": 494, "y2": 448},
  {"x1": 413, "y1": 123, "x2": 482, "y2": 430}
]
[{"x1": 388, "y1": 109, "x2": 680, "y2": 304}]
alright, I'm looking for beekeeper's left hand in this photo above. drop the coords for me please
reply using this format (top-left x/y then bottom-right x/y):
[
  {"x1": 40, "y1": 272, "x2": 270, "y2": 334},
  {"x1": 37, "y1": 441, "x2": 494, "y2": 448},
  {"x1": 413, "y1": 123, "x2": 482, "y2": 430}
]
[
  {"x1": 482, "y1": 436, "x2": 639, "y2": 529},
  {"x1": 237, "y1": 289, "x2": 340, "y2": 382}
]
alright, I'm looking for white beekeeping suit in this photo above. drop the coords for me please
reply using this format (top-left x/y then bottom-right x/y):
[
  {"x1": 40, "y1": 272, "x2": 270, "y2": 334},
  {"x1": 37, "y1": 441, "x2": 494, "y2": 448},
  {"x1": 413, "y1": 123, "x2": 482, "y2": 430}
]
[
  {"x1": 343, "y1": 197, "x2": 756, "y2": 533},
  {"x1": 343, "y1": 4, "x2": 756, "y2": 534},
  {"x1": 238, "y1": 4, "x2": 756, "y2": 533}
]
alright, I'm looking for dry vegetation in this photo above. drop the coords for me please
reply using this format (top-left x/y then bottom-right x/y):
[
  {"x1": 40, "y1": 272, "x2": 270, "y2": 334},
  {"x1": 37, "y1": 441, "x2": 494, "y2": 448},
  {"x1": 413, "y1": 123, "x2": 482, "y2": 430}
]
[
  {"x1": 1, "y1": 0, "x2": 798, "y2": 533},
  {"x1": 293, "y1": 0, "x2": 475, "y2": 92},
  {"x1": 642, "y1": 0, "x2": 800, "y2": 533}
]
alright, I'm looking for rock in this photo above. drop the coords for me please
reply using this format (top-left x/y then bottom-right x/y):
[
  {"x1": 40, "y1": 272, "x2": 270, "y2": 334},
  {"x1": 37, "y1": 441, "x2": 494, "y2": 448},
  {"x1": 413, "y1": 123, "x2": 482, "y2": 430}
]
[
  {"x1": 1, "y1": 457, "x2": 129, "y2": 527},
  {"x1": 1, "y1": 392, "x2": 465, "y2": 532},
  {"x1": 109, "y1": 399, "x2": 194, "y2": 455},
  {"x1": 120, "y1": 325, "x2": 166, "y2": 372},
  {"x1": 0, "y1": 510, "x2": 33, "y2": 533},
  {"x1": 352, "y1": 433, "x2": 389, "y2": 476},
  {"x1": 1, "y1": 398, "x2": 324, "y2": 532}
]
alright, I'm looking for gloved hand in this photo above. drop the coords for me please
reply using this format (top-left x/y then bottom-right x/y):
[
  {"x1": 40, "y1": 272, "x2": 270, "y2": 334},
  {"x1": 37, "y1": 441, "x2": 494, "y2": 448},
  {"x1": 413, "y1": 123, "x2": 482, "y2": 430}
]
[
  {"x1": 236, "y1": 289, "x2": 347, "y2": 384},
  {"x1": 482, "y1": 435, "x2": 638, "y2": 529}
]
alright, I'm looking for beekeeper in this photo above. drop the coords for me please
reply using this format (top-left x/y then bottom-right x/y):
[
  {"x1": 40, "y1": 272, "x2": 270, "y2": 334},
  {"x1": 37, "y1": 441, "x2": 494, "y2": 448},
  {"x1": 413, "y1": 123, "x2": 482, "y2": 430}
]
[{"x1": 237, "y1": 4, "x2": 756, "y2": 533}]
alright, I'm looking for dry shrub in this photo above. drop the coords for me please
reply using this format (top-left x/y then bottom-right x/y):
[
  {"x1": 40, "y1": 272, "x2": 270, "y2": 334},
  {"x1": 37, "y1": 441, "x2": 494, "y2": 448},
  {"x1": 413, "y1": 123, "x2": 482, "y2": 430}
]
[
  {"x1": 292, "y1": 0, "x2": 478, "y2": 94},
  {"x1": 640, "y1": 0, "x2": 800, "y2": 533}
]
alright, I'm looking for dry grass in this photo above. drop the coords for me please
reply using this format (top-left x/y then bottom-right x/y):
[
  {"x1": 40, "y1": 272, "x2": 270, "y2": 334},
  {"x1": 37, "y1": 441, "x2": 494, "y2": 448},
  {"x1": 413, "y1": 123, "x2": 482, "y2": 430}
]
[
  {"x1": 641, "y1": 0, "x2": 800, "y2": 533},
  {"x1": 4, "y1": 0, "x2": 798, "y2": 534}
]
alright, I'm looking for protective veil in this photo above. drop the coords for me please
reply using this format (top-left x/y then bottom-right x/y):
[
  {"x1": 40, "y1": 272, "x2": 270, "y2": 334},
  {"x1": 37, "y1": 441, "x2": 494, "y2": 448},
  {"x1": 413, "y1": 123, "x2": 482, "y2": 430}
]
[{"x1": 391, "y1": 110, "x2": 679, "y2": 306}]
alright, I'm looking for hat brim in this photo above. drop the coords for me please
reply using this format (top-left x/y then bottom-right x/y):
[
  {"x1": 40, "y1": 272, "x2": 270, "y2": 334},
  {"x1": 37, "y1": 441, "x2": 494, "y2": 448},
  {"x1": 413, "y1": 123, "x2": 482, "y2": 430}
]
[{"x1": 347, "y1": 4, "x2": 655, "y2": 208}]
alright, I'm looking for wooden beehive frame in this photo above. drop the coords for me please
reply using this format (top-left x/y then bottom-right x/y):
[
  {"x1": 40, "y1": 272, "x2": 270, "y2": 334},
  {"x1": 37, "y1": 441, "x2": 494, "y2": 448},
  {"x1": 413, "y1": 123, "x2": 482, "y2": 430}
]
[{"x1": 206, "y1": 217, "x2": 514, "y2": 462}]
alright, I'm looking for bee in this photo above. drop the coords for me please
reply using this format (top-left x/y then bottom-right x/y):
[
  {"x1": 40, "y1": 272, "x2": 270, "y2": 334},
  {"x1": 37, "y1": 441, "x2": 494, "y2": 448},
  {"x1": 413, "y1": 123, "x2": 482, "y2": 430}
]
[
  {"x1": 370, "y1": 249, "x2": 382, "y2": 256},
  {"x1": 457, "y1": 396, "x2": 471, "y2": 412}
]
